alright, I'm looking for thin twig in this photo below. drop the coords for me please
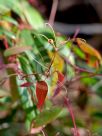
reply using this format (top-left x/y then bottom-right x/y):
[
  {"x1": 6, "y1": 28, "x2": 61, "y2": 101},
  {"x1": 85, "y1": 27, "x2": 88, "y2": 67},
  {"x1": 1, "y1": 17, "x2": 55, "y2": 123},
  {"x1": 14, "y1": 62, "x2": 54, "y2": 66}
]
[
  {"x1": 27, "y1": 53, "x2": 48, "y2": 69},
  {"x1": 41, "y1": 128, "x2": 48, "y2": 136},
  {"x1": 64, "y1": 97, "x2": 80, "y2": 136},
  {"x1": 73, "y1": 28, "x2": 80, "y2": 39},
  {"x1": 64, "y1": 56, "x2": 102, "y2": 77},
  {"x1": 71, "y1": 73, "x2": 97, "y2": 83},
  {"x1": 49, "y1": 0, "x2": 58, "y2": 26},
  {"x1": 45, "y1": 23, "x2": 57, "y2": 46},
  {"x1": 45, "y1": 51, "x2": 56, "y2": 78},
  {"x1": 3, "y1": 37, "x2": 9, "y2": 49}
]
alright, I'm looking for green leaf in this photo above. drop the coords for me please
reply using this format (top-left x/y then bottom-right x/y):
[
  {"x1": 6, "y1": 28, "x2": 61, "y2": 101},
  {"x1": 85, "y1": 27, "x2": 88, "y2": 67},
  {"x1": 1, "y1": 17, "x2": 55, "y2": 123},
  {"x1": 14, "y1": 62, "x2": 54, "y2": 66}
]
[
  {"x1": 4, "y1": 45, "x2": 32, "y2": 57},
  {"x1": 0, "y1": 4, "x2": 10, "y2": 15},
  {"x1": 3, "y1": 29, "x2": 16, "y2": 39},
  {"x1": 0, "y1": 123, "x2": 26, "y2": 136},
  {"x1": 0, "y1": 27, "x2": 16, "y2": 39},
  {"x1": 32, "y1": 33, "x2": 51, "y2": 64},
  {"x1": 2, "y1": 16, "x2": 18, "y2": 26},
  {"x1": 81, "y1": 73, "x2": 97, "y2": 86},
  {"x1": 34, "y1": 107, "x2": 62, "y2": 127},
  {"x1": 20, "y1": 29, "x2": 34, "y2": 46},
  {"x1": 22, "y1": 1, "x2": 44, "y2": 29},
  {"x1": 73, "y1": 46, "x2": 86, "y2": 60},
  {"x1": 0, "y1": 0, "x2": 25, "y2": 21},
  {"x1": 96, "y1": 87, "x2": 102, "y2": 98}
]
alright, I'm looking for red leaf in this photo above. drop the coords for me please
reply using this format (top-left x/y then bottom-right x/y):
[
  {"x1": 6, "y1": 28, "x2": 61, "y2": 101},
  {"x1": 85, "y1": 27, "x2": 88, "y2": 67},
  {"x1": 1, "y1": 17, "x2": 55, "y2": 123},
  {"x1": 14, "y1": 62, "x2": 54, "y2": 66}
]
[
  {"x1": 57, "y1": 71, "x2": 65, "y2": 83},
  {"x1": 36, "y1": 81, "x2": 48, "y2": 110},
  {"x1": 53, "y1": 71, "x2": 65, "y2": 97},
  {"x1": 20, "y1": 82, "x2": 33, "y2": 87}
]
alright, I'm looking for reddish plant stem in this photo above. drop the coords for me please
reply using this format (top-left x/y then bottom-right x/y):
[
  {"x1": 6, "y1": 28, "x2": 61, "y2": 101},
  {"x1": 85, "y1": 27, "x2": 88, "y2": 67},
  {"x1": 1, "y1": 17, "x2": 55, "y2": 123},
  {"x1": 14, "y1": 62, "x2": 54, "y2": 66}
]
[
  {"x1": 41, "y1": 128, "x2": 48, "y2": 136},
  {"x1": 71, "y1": 73, "x2": 97, "y2": 82},
  {"x1": 64, "y1": 97, "x2": 80, "y2": 136},
  {"x1": 3, "y1": 37, "x2": 9, "y2": 49},
  {"x1": 64, "y1": 56, "x2": 102, "y2": 77},
  {"x1": 45, "y1": 51, "x2": 56, "y2": 78},
  {"x1": 73, "y1": 28, "x2": 80, "y2": 39},
  {"x1": 49, "y1": 0, "x2": 58, "y2": 26}
]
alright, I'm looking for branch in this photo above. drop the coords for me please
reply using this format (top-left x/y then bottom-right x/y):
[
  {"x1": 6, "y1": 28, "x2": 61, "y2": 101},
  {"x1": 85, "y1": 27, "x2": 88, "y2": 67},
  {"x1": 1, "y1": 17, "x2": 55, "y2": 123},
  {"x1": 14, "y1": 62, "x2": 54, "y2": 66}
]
[
  {"x1": 64, "y1": 56, "x2": 102, "y2": 77},
  {"x1": 49, "y1": 0, "x2": 58, "y2": 26}
]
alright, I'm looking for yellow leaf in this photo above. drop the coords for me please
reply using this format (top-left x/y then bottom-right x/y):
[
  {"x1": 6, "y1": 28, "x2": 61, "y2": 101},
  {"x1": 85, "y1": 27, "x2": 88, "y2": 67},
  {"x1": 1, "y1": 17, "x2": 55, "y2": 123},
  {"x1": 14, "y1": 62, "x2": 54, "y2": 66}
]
[
  {"x1": 48, "y1": 51, "x2": 64, "y2": 95},
  {"x1": 49, "y1": 72, "x2": 58, "y2": 95},
  {"x1": 48, "y1": 51, "x2": 64, "y2": 72},
  {"x1": 76, "y1": 38, "x2": 102, "y2": 63}
]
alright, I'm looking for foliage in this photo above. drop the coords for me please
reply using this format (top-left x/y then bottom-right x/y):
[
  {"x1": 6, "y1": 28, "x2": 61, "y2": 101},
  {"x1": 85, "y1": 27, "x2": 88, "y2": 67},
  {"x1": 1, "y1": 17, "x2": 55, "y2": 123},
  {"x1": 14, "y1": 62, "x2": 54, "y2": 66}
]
[{"x1": 0, "y1": 0, "x2": 102, "y2": 136}]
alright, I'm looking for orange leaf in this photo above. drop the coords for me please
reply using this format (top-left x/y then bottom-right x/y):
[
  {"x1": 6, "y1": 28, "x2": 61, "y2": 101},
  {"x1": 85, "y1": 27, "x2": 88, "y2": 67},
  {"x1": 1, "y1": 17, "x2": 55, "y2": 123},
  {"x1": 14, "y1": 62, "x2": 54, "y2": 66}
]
[
  {"x1": 76, "y1": 38, "x2": 102, "y2": 62},
  {"x1": 86, "y1": 54, "x2": 99, "y2": 68},
  {"x1": 36, "y1": 81, "x2": 48, "y2": 110}
]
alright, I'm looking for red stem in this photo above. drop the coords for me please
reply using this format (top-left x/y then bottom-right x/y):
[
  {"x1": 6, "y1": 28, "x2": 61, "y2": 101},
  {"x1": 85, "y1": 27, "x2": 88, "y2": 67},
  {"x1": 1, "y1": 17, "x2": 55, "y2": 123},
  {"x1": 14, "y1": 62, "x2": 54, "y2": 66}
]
[
  {"x1": 73, "y1": 28, "x2": 80, "y2": 39},
  {"x1": 49, "y1": 0, "x2": 58, "y2": 26},
  {"x1": 3, "y1": 38, "x2": 9, "y2": 49},
  {"x1": 64, "y1": 56, "x2": 102, "y2": 77},
  {"x1": 64, "y1": 97, "x2": 80, "y2": 136}
]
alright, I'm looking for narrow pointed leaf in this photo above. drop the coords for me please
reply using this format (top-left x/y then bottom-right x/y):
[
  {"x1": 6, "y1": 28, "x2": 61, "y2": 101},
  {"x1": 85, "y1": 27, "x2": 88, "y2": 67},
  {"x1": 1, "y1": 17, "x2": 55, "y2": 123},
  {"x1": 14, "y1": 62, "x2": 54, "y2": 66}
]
[
  {"x1": 20, "y1": 82, "x2": 33, "y2": 87},
  {"x1": 53, "y1": 71, "x2": 65, "y2": 97},
  {"x1": 57, "y1": 71, "x2": 65, "y2": 83},
  {"x1": 22, "y1": 1, "x2": 44, "y2": 29},
  {"x1": 76, "y1": 38, "x2": 102, "y2": 61}
]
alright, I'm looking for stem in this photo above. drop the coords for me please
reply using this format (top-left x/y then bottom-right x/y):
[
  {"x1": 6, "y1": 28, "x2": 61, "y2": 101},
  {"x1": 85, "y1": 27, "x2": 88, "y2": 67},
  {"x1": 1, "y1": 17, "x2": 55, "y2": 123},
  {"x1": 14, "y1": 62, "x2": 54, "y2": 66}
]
[
  {"x1": 22, "y1": 72, "x2": 42, "y2": 79},
  {"x1": 28, "y1": 53, "x2": 48, "y2": 69},
  {"x1": 45, "y1": 51, "x2": 56, "y2": 78},
  {"x1": 45, "y1": 23, "x2": 57, "y2": 46},
  {"x1": 73, "y1": 28, "x2": 80, "y2": 39},
  {"x1": 49, "y1": 0, "x2": 58, "y2": 26},
  {"x1": 41, "y1": 128, "x2": 48, "y2": 136},
  {"x1": 3, "y1": 37, "x2": 9, "y2": 49},
  {"x1": 64, "y1": 56, "x2": 102, "y2": 77},
  {"x1": 71, "y1": 73, "x2": 97, "y2": 83},
  {"x1": 38, "y1": 34, "x2": 49, "y2": 41},
  {"x1": 38, "y1": 33, "x2": 56, "y2": 49},
  {"x1": 64, "y1": 97, "x2": 80, "y2": 136}
]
